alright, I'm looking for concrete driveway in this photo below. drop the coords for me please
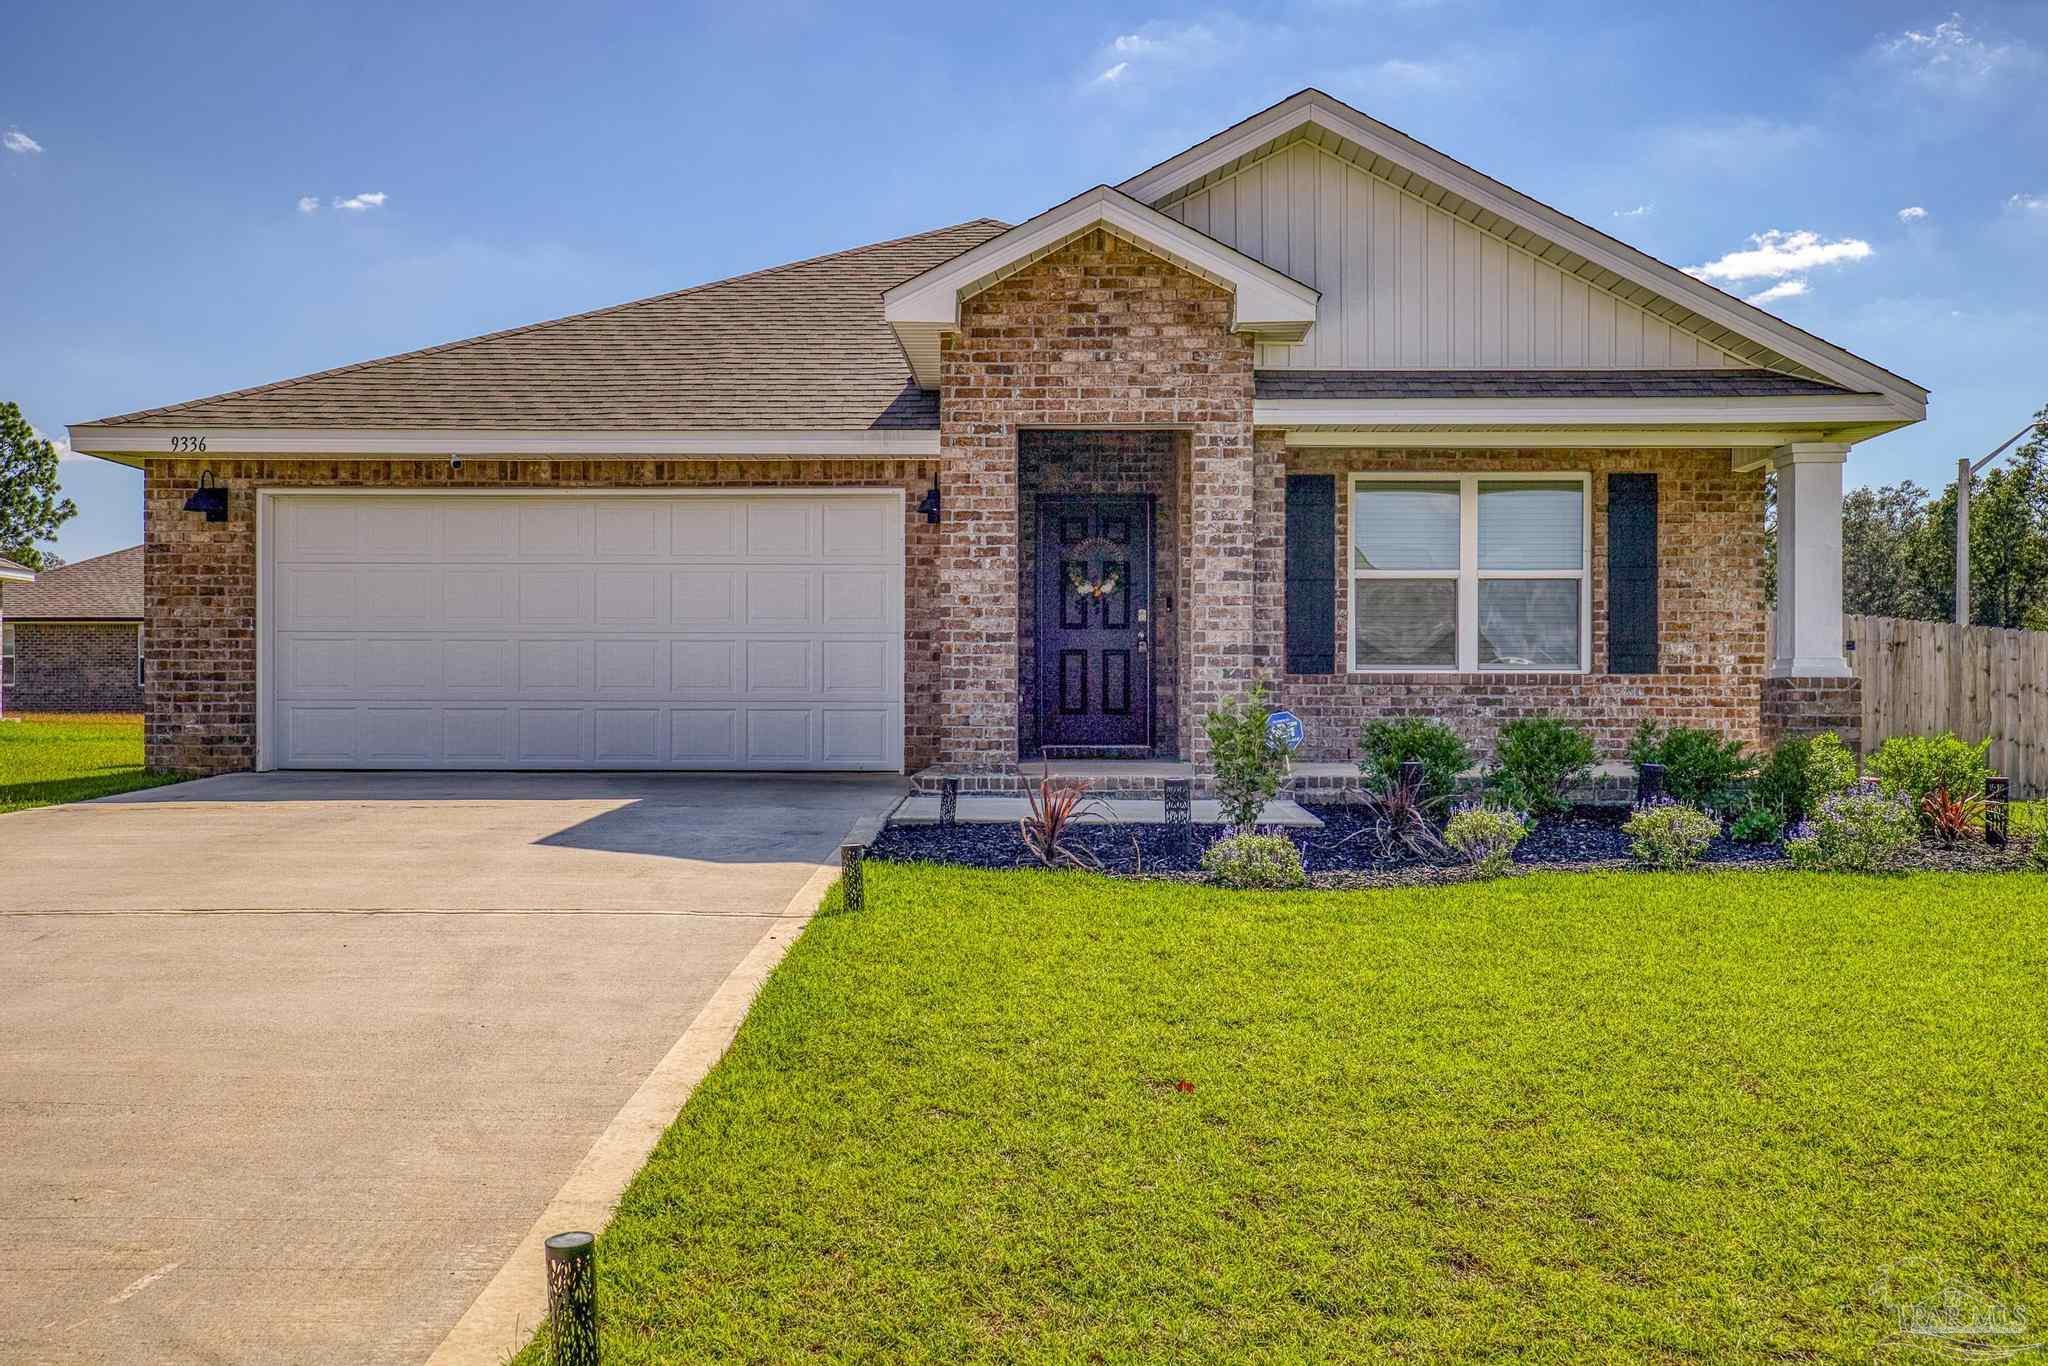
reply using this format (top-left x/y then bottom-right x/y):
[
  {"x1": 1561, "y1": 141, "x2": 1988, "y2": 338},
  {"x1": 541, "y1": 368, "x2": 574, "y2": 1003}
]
[{"x1": 0, "y1": 772, "x2": 903, "y2": 1365}]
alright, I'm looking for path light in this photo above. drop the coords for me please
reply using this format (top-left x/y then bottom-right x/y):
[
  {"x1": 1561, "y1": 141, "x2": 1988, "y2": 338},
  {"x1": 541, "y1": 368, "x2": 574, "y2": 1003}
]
[
  {"x1": 543, "y1": 1231, "x2": 598, "y2": 1366},
  {"x1": 1986, "y1": 775, "x2": 2010, "y2": 848},
  {"x1": 1637, "y1": 762, "x2": 1666, "y2": 805},
  {"x1": 182, "y1": 472, "x2": 228, "y2": 522},
  {"x1": 840, "y1": 842, "x2": 867, "y2": 913},
  {"x1": 939, "y1": 776, "x2": 959, "y2": 827}
]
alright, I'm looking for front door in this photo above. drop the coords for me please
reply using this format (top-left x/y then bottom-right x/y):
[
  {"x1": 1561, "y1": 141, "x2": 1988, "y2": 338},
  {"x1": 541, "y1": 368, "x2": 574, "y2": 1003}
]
[{"x1": 1036, "y1": 496, "x2": 1153, "y2": 754}]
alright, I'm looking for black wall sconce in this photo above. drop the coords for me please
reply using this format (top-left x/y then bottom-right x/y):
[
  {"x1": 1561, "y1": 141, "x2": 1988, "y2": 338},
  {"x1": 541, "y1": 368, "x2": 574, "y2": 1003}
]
[
  {"x1": 917, "y1": 477, "x2": 941, "y2": 524},
  {"x1": 182, "y1": 471, "x2": 228, "y2": 522}
]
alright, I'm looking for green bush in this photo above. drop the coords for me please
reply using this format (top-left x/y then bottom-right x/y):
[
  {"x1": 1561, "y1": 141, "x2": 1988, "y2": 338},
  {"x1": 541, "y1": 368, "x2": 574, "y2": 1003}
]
[
  {"x1": 1750, "y1": 733, "x2": 1859, "y2": 826},
  {"x1": 1443, "y1": 803, "x2": 1529, "y2": 878},
  {"x1": 1622, "y1": 802, "x2": 1721, "y2": 871},
  {"x1": 1203, "y1": 683, "x2": 1292, "y2": 832},
  {"x1": 2031, "y1": 833, "x2": 2048, "y2": 872},
  {"x1": 1358, "y1": 718, "x2": 1472, "y2": 806},
  {"x1": 1865, "y1": 733, "x2": 1993, "y2": 819},
  {"x1": 1786, "y1": 792, "x2": 1920, "y2": 873},
  {"x1": 1486, "y1": 717, "x2": 1595, "y2": 817},
  {"x1": 1727, "y1": 801, "x2": 1787, "y2": 844},
  {"x1": 1201, "y1": 832, "x2": 1308, "y2": 889},
  {"x1": 1628, "y1": 720, "x2": 1754, "y2": 812}
]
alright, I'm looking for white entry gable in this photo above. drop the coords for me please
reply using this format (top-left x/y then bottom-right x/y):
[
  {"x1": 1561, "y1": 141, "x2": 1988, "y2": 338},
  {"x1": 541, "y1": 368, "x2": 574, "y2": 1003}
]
[
  {"x1": 1119, "y1": 89, "x2": 1925, "y2": 422},
  {"x1": 883, "y1": 185, "x2": 1320, "y2": 389}
]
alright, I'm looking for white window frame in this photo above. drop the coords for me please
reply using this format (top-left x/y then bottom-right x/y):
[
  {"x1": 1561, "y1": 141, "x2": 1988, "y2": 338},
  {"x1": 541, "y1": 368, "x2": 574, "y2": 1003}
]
[
  {"x1": 2, "y1": 621, "x2": 12, "y2": 684},
  {"x1": 1347, "y1": 471, "x2": 1593, "y2": 675}
]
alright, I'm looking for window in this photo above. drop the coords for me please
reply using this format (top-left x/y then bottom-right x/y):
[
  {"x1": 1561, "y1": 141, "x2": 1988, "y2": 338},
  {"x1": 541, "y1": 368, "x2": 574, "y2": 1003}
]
[
  {"x1": 2, "y1": 622, "x2": 12, "y2": 686},
  {"x1": 1350, "y1": 472, "x2": 1589, "y2": 673},
  {"x1": 136, "y1": 625, "x2": 146, "y2": 689}
]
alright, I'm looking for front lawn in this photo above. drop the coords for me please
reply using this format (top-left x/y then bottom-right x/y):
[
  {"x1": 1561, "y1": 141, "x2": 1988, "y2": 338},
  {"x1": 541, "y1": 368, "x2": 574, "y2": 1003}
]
[
  {"x1": 524, "y1": 864, "x2": 2048, "y2": 1362},
  {"x1": 0, "y1": 713, "x2": 185, "y2": 812}
]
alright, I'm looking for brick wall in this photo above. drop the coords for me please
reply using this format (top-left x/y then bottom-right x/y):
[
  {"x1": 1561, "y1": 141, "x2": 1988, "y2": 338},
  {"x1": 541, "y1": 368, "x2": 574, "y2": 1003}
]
[
  {"x1": 1252, "y1": 440, "x2": 1769, "y2": 763},
  {"x1": 1761, "y1": 675, "x2": 1863, "y2": 754},
  {"x1": 1016, "y1": 429, "x2": 1183, "y2": 757},
  {"x1": 4, "y1": 621, "x2": 142, "y2": 712},
  {"x1": 936, "y1": 229, "x2": 1255, "y2": 765},
  {"x1": 143, "y1": 458, "x2": 942, "y2": 775}
]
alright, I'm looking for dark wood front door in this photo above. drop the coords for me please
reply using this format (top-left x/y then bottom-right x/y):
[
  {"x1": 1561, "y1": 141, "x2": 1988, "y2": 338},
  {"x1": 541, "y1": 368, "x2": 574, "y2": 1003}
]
[{"x1": 1036, "y1": 496, "x2": 1153, "y2": 753}]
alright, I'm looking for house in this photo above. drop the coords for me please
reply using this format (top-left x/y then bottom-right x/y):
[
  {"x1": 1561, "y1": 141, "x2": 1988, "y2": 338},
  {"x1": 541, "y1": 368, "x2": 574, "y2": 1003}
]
[
  {"x1": 0, "y1": 555, "x2": 35, "y2": 717},
  {"x1": 0, "y1": 547, "x2": 145, "y2": 714},
  {"x1": 68, "y1": 89, "x2": 1920, "y2": 781}
]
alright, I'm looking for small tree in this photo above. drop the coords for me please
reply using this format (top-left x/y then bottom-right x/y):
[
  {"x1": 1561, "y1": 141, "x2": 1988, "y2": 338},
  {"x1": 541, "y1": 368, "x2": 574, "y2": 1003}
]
[
  {"x1": 1203, "y1": 683, "x2": 1292, "y2": 832},
  {"x1": 0, "y1": 402, "x2": 77, "y2": 569}
]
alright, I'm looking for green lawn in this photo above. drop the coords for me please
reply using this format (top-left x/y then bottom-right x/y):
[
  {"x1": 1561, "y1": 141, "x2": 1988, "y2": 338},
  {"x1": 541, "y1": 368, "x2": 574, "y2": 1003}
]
[
  {"x1": 519, "y1": 864, "x2": 2048, "y2": 1363},
  {"x1": 0, "y1": 712, "x2": 185, "y2": 812}
]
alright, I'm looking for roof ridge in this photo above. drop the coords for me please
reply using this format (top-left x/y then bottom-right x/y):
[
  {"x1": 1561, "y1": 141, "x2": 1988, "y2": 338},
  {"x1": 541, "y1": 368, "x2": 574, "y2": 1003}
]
[
  {"x1": 37, "y1": 544, "x2": 143, "y2": 574},
  {"x1": 88, "y1": 219, "x2": 1011, "y2": 427}
]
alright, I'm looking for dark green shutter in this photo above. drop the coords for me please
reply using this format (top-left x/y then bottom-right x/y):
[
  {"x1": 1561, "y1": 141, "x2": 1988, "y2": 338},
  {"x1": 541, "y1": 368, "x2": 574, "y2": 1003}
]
[
  {"x1": 1285, "y1": 474, "x2": 1337, "y2": 674},
  {"x1": 1607, "y1": 472, "x2": 1659, "y2": 674}
]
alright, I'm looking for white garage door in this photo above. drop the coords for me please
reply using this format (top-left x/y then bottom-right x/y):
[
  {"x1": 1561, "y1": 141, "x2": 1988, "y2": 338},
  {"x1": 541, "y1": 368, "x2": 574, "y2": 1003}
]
[{"x1": 263, "y1": 492, "x2": 904, "y2": 770}]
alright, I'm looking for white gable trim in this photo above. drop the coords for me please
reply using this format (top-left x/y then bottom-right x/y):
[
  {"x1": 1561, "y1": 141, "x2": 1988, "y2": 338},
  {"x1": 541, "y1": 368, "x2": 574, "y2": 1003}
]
[
  {"x1": 882, "y1": 185, "x2": 1319, "y2": 388},
  {"x1": 1120, "y1": 90, "x2": 1925, "y2": 418},
  {"x1": 65, "y1": 425, "x2": 943, "y2": 467}
]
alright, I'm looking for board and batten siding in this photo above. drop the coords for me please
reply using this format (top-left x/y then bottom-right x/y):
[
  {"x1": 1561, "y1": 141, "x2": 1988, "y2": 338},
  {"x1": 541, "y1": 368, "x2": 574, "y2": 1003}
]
[{"x1": 1162, "y1": 140, "x2": 1741, "y2": 372}]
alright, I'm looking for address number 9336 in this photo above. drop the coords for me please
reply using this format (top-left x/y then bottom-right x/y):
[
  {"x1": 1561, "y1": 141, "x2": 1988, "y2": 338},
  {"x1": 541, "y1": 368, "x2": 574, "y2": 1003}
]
[{"x1": 170, "y1": 435, "x2": 208, "y2": 452}]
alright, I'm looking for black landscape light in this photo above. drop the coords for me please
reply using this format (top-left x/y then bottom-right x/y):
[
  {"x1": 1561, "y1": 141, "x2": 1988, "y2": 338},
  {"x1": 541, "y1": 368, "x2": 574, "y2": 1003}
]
[{"x1": 182, "y1": 471, "x2": 229, "y2": 522}]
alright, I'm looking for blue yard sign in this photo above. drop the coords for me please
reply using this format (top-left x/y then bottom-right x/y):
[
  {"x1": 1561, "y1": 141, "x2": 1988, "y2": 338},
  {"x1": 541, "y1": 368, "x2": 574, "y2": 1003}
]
[{"x1": 1267, "y1": 709, "x2": 1305, "y2": 751}]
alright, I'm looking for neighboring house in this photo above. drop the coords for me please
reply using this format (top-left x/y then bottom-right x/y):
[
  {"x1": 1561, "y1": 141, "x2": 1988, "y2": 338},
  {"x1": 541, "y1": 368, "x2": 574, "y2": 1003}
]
[
  {"x1": 69, "y1": 89, "x2": 1921, "y2": 779},
  {"x1": 0, "y1": 547, "x2": 146, "y2": 714},
  {"x1": 0, "y1": 555, "x2": 36, "y2": 717}
]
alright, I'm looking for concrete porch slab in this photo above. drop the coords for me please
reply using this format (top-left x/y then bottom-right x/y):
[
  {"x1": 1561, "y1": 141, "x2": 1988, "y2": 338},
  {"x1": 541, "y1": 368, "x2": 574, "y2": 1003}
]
[{"x1": 890, "y1": 795, "x2": 1323, "y2": 828}]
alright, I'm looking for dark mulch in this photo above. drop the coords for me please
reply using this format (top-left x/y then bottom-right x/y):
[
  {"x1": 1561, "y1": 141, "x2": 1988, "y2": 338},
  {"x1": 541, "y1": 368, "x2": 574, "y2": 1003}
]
[{"x1": 866, "y1": 800, "x2": 2041, "y2": 884}]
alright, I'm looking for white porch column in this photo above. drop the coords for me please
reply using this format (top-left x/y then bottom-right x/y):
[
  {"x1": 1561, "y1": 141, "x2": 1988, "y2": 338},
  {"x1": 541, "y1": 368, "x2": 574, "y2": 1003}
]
[{"x1": 1770, "y1": 441, "x2": 1852, "y2": 678}]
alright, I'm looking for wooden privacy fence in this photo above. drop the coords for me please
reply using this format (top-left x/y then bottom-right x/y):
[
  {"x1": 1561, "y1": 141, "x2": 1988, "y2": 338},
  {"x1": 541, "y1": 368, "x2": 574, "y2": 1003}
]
[{"x1": 1843, "y1": 615, "x2": 2048, "y2": 798}]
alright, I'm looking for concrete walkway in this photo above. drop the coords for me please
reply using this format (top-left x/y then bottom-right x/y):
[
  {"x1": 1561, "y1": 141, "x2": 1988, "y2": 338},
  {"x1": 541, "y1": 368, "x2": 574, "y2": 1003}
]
[
  {"x1": 0, "y1": 772, "x2": 902, "y2": 1365},
  {"x1": 891, "y1": 794, "x2": 1323, "y2": 827}
]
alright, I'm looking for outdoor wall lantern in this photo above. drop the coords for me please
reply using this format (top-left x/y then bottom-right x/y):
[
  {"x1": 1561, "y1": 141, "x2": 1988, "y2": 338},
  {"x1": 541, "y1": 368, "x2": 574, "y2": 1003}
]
[
  {"x1": 918, "y1": 477, "x2": 942, "y2": 524},
  {"x1": 182, "y1": 471, "x2": 229, "y2": 522}
]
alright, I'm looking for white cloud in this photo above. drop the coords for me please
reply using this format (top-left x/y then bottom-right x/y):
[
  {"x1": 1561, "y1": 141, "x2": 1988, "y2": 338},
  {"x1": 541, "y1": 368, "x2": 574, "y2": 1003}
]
[
  {"x1": 3, "y1": 127, "x2": 42, "y2": 155},
  {"x1": 1685, "y1": 229, "x2": 1874, "y2": 283},
  {"x1": 1646, "y1": 118, "x2": 1821, "y2": 176},
  {"x1": 1745, "y1": 279, "x2": 1809, "y2": 306},
  {"x1": 1085, "y1": 18, "x2": 1245, "y2": 89},
  {"x1": 1896, "y1": 205, "x2": 1928, "y2": 222},
  {"x1": 1879, "y1": 12, "x2": 2037, "y2": 89},
  {"x1": 31, "y1": 425, "x2": 83, "y2": 462},
  {"x1": 332, "y1": 191, "x2": 387, "y2": 211},
  {"x1": 296, "y1": 195, "x2": 321, "y2": 214},
  {"x1": 1613, "y1": 204, "x2": 1653, "y2": 219},
  {"x1": 1093, "y1": 61, "x2": 1129, "y2": 84},
  {"x1": 1368, "y1": 57, "x2": 1455, "y2": 89},
  {"x1": 1111, "y1": 33, "x2": 1159, "y2": 55},
  {"x1": 2008, "y1": 192, "x2": 2048, "y2": 213}
]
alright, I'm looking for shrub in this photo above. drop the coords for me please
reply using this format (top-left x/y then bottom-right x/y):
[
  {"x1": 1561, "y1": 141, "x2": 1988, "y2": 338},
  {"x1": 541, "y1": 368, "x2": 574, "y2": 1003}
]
[
  {"x1": 2031, "y1": 832, "x2": 2048, "y2": 872},
  {"x1": 1622, "y1": 801, "x2": 1720, "y2": 870},
  {"x1": 1201, "y1": 832, "x2": 1307, "y2": 889},
  {"x1": 1443, "y1": 802, "x2": 1529, "y2": 878},
  {"x1": 1865, "y1": 733, "x2": 1993, "y2": 820},
  {"x1": 1727, "y1": 800, "x2": 1787, "y2": 845},
  {"x1": 1018, "y1": 770, "x2": 1105, "y2": 870},
  {"x1": 1750, "y1": 732, "x2": 1859, "y2": 826},
  {"x1": 1486, "y1": 717, "x2": 1595, "y2": 817},
  {"x1": 1921, "y1": 786, "x2": 1986, "y2": 844},
  {"x1": 1360, "y1": 763, "x2": 1449, "y2": 860},
  {"x1": 1203, "y1": 683, "x2": 1292, "y2": 832},
  {"x1": 1785, "y1": 792, "x2": 1920, "y2": 873},
  {"x1": 1357, "y1": 718, "x2": 1472, "y2": 805},
  {"x1": 1628, "y1": 721, "x2": 1754, "y2": 812}
]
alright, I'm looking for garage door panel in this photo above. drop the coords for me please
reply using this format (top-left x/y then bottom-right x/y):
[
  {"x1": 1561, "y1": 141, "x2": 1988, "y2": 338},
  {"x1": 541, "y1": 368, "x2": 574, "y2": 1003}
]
[{"x1": 268, "y1": 494, "x2": 903, "y2": 771}]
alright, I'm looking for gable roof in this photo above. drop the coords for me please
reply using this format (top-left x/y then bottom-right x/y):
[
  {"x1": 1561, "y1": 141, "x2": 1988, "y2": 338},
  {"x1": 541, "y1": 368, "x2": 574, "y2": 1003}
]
[
  {"x1": 1121, "y1": 89, "x2": 1924, "y2": 417},
  {"x1": 82, "y1": 220, "x2": 1009, "y2": 434},
  {"x1": 1254, "y1": 369, "x2": 1869, "y2": 401},
  {"x1": 0, "y1": 546, "x2": 142, "y2": 620},
  {"x1": 883, "y1": 185, "x2": 1319, "y2": 388}
]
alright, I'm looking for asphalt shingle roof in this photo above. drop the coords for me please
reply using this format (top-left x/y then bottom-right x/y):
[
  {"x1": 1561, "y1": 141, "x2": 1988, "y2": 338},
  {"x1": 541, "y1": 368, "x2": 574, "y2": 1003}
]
[
  {"x1": 1253, "y1": 369, "x2": 1868, "y2": 400},
  {"x1": 89, "y1": 221, "x2": 1012, "y2": 432},
  {"x1": 2, "y1": 546, "x2": 143, "y2": 620}
]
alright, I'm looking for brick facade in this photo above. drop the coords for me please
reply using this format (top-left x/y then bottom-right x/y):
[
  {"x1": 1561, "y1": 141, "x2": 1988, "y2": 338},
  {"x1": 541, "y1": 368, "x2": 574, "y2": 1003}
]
[
  {"x1": 1252, "y1": 439, "x2": 1769, "y2": 763},
  {"x1": 3, "y1": 621, "x2": 143, "y2": 713},
  {"x1": 143, "y1": 458, "x2": 941, "y2": 775},
  {"x1": 935, "y1": 229, "x2": 1255, "y2": 766},
  {"x1": 1761, "y1": 674, "x2": 1863, "y2": 755}
]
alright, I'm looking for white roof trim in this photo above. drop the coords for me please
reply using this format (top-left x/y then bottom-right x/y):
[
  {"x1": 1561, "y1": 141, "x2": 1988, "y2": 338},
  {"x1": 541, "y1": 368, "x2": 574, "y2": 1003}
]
[
  {"x1": 0, "y1": 565, "x2": 34, "y2": 583},
  {"x1": 883, "y1": 185, "x2": 1319, "y2": 388},
  {"x1": 1255, "y1": 393, "x2": 1908, "y2": 430},
  {"x1": 66, "y1": 426, "x2": 942, "y2": 466},
  {"x1": 1122, "y1": 90, "x2": 1926, "y2": 416}
]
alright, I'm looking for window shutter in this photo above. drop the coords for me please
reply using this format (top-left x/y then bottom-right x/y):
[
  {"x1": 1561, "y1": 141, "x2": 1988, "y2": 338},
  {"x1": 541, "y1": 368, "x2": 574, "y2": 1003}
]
[
  {"x1": 1285, "y1": 474, "x2": 1337, "y2": 674},
  {"x1": 1606, "y1": 472, "x2": 1659, "y2": 674}
]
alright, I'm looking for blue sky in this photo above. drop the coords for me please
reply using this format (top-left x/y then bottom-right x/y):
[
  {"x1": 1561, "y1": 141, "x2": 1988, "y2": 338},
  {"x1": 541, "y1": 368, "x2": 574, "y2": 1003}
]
[{"x1": 5, "y1": 0, "x2": 2045, "y2": 561}]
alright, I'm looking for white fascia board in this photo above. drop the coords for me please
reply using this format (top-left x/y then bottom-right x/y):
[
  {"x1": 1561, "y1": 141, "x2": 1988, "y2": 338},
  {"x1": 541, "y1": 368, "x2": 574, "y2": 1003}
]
[
  {"x1": 0, "y1": 567, "x2": 34, "y2": 583},
  {"x1": 1254, "y1": 394, "x2": 1908, "y2": 429},
  {"x1": 1284, "y1": 428, "x2": 1831, "y2": 451},
  {"x1": 1123, "y1": 91, "x2": 1928, "y2": 413},
  {"x1": 883, "y1": 185, "x2": 1318, "y2": 387},
  {"x1": 66, "y1": 426, "x2": 943, "y2": 465}
]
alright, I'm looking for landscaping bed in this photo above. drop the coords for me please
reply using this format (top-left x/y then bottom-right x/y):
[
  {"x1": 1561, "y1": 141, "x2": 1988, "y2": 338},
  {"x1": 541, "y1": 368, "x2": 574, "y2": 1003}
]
[{"x1": 870, "y1": 801, "x2": 2040, "y2": 885}]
